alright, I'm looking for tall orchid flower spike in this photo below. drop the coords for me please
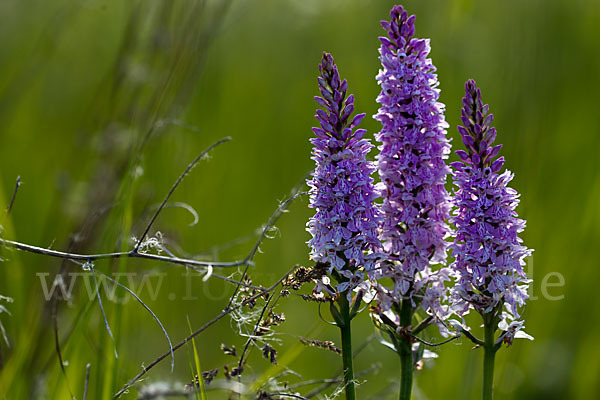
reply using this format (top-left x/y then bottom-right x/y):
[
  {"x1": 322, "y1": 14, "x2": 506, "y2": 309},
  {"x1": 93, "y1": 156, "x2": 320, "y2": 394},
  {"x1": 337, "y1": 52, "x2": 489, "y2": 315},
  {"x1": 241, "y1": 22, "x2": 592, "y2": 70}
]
[
  {"x1": 369, "y1": 5, "x2": 453, "y2": 400},
  {"x1": 450, "y1": 79, "x2": 533, "y2": 400},
  {"x1": 307, "y1": 52, "x2": 381, "y2": 400}
]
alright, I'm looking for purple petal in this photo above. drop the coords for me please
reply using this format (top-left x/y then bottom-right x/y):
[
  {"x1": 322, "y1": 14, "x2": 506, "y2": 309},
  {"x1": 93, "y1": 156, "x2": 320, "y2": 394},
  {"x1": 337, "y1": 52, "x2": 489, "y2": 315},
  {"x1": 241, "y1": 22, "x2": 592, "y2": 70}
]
[
  {"x1": 491, "y1": 156, "x2": 505, "y2": 172},
  {"x1": 312, "y1": 127, "x2": 329, "y2": 139},
  {"x1": 350, "y1": 113, "x2": 366, "y2": 128},
  {"x1": 455, "y1": 150, "x2": 470, "y2": 163}
]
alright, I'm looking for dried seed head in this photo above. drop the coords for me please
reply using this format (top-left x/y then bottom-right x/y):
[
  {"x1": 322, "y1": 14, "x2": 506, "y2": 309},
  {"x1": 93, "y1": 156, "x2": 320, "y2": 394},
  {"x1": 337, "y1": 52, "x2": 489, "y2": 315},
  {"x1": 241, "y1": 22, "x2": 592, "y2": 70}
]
[
  {"x1": 301, "y1": 293, "x2": 332, "y2": 303},
  {"x1": 220, "y1": 343, "x2": 237, "y2": 357},
  {"x1": 298, "y1": 336, "x2": 342, "y2": 355},
  {"x1": 262, "y1": 344, "x2": 278, "y2": 365}
]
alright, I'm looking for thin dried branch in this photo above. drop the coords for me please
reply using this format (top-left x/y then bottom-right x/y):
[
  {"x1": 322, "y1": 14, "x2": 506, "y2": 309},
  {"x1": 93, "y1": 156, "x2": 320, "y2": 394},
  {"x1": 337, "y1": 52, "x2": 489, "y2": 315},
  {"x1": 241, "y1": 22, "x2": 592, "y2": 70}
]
[
  {"x1": 406, "y1": 332, "x2": 460, "y2": 347},
  {"x1": 135, "y1": 137, "x2": 231, "y2": 251},
  {"x1": 6, "y1": 175, "x2": 20, "y2": 214},
  {"x1": 262, "y1": 393, "x2": 309, "y2": 400},
  {"x1": 159, "y1": 202, "x2": 200, "y2": 227},
  {"x1": 96, "y1": 269, "x2": 175, "y2": 372},
  {"x1": 52, "y1": 282, "x2": 76, "y2": 400},
  {"x1": 83, "y1": 364, "x2": 91, "y2": 400},
  {"x1": 89, "y1": 265, "x2": 118, "y2": 359}
]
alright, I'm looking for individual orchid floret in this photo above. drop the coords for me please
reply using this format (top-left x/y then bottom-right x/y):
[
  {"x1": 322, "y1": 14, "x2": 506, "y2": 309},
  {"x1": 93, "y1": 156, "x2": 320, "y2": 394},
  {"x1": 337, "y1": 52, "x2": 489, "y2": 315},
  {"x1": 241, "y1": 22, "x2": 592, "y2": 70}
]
[
  {"x1": 372, "y1": 4, "x2": 452, "y2": 321},
  {"x1": 307, "y1": 52, "x2": 381, "y2": 297},
  {"x1": 450, "y1": 79, "x2": 533, "y2": 323},
  {"x1": 498, "y1": 318, "x2": 534, "y2": 346}
]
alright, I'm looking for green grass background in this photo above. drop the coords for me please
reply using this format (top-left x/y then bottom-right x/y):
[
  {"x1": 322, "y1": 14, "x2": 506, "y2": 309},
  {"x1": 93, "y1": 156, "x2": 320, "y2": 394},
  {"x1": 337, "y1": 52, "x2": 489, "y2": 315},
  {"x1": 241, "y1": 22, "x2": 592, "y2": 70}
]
[{"x1": 0, "y1": 0, "x2": 598, "y2": 398}]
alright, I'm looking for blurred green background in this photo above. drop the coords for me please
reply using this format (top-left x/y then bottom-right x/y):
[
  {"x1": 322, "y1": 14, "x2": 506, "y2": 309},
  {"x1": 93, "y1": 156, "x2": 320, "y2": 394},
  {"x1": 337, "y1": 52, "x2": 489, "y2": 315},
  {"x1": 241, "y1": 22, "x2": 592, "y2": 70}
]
[{"x1": 0, "y1": 0, "x2": 598, "y2": 398}]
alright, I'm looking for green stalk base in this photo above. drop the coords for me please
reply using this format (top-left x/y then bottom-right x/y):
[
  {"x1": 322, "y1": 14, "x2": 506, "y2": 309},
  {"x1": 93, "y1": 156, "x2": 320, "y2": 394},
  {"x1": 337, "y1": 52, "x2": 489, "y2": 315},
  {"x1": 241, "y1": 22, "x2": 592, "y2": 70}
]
[
  {"x1": 482, "y1": 312, "x2": 499, "y2": 400},
  {"x1": 398, "y1": 298, "x2": 413, "y2": 400},
  {"x1": 338, "y1": 295, "x2": 356, "y2": 400}
]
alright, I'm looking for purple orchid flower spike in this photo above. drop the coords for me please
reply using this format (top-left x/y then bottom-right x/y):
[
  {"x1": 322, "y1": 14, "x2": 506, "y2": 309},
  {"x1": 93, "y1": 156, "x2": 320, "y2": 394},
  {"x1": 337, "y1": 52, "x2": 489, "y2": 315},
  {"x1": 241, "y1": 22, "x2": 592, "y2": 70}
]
[
  {"x1": 450, "y1": 79, "x2": 533, "y2": 400},
  {"x1": 373, "y1": 4, "x2": 452, "y2": 318},
  {"x1": 307, "y1": 52, "x2": 381, "y2": 299},
  {"x1": 450, "y1": 79, "x2": 532, "y2": 323},
  {"x1": 307, "y1": 52, "x2": 382, "y2": 400},
  {"x1": 370, "y1": 6, "x2": 454, "y2": 400}
]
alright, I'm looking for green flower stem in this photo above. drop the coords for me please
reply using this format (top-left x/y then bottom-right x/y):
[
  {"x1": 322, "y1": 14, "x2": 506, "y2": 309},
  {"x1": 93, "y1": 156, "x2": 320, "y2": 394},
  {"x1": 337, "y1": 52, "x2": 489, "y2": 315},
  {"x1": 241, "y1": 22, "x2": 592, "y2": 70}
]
[
  {"x1": 398, "y1": 298, "x2": 414, "y2": 400},
  {"x1": 337, "y1": 294, "x2": 356, "y2": 400},
  {"x1": 482, "y1": 313, "x2": 499, "y2": 400}
]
